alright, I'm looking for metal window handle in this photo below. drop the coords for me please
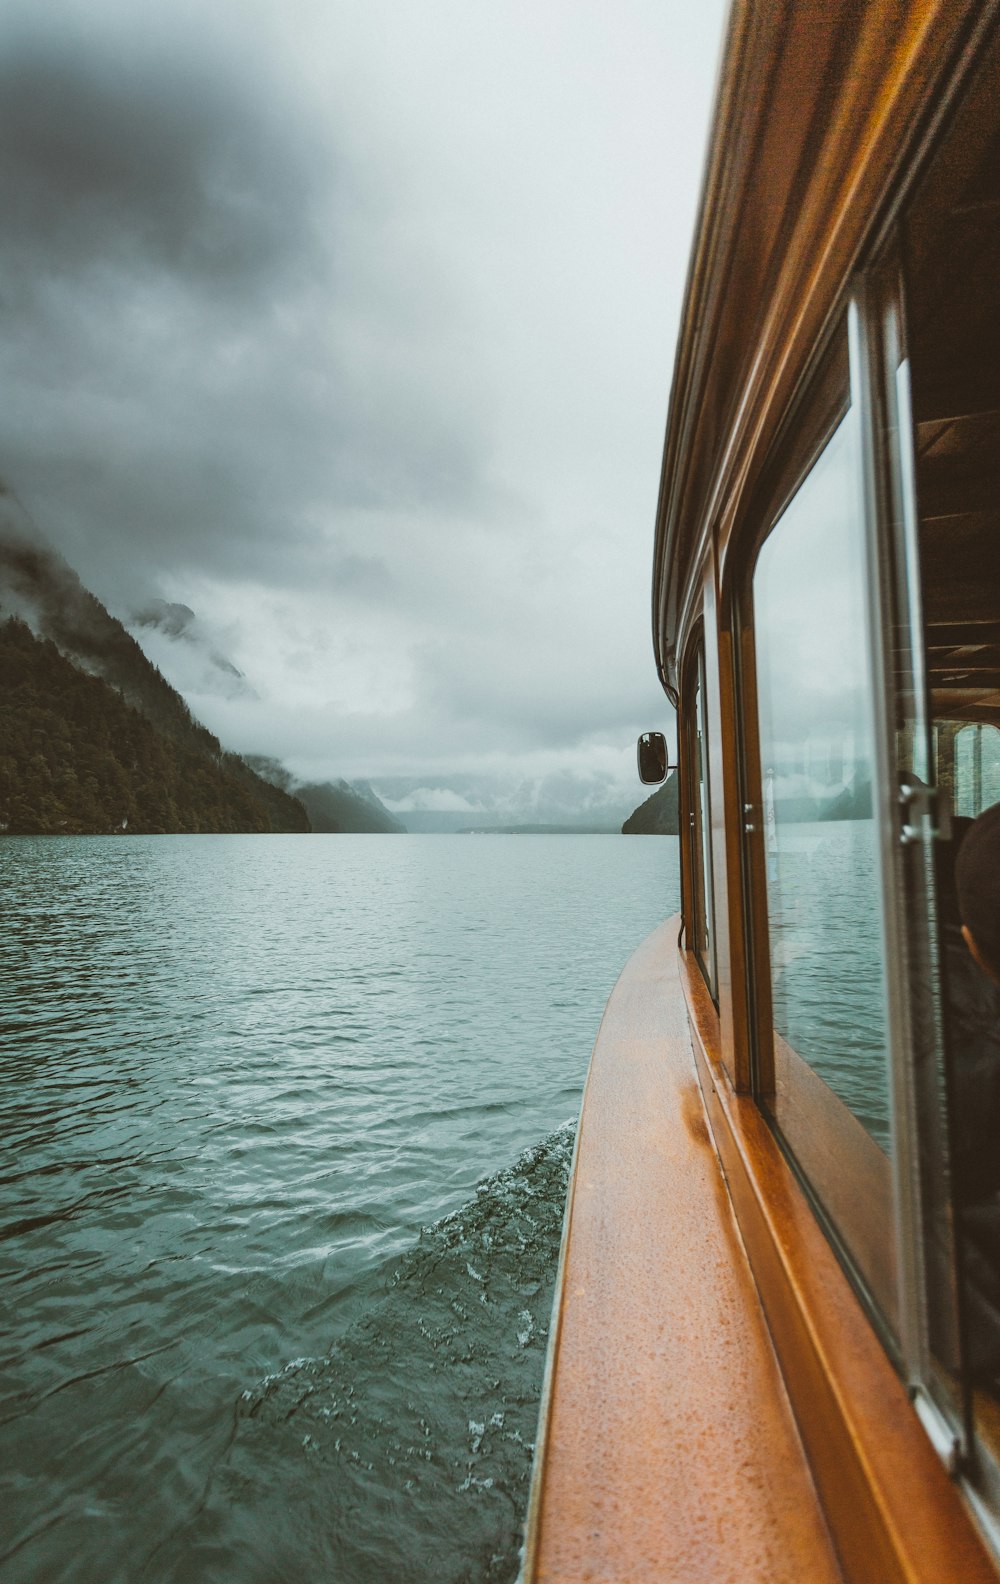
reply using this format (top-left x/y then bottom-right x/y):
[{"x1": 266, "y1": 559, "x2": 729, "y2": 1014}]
[{"x1": 898, "y1": 775, "x2": 938, "y2": 845}]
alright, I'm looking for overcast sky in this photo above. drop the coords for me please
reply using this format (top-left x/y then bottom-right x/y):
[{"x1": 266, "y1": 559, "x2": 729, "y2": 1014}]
[{"x1": 0, "y1": 0, "x2": 727, "y2": 788}]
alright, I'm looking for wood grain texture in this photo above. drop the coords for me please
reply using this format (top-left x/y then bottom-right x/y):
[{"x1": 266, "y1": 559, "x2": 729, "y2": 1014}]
[
  {"x1": 521, "y1": 918, "x2": 841, "y2": 1584},
  {"x1": 680, "y1": 944, "x2": 1000, "y2": 1584},
  {"x1": 771, "y1": 1030, "x2": 897, "y2": 1324},
  {"x1": 655, "y1": 0, "x2": 992, "y2": 674}
]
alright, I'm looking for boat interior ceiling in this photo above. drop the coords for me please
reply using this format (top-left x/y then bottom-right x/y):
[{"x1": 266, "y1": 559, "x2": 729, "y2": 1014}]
[{"x1": 907, "y1": 22, "x2": 1000, "y2": 728}]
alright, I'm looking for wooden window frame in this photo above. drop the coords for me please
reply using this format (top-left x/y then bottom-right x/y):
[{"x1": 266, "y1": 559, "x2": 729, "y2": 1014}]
[
  {"x1": 727, "y1": 261, "x2": 980, "y2": 1487},
  {"x1": 681, "y1": 627, "x2": 719, "y2": 1003},
  {"x1": 733, "y1": 320, "x2": 903, "y2": 1343}
]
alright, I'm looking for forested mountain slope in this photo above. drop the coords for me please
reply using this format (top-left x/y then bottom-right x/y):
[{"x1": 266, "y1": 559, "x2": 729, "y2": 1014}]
[
  {"x1": 0, "y1": 617, "x2": 308, "y2": 834},
  {"x1": 621, "y1": 773, "x2": 680, "y2": 834},
  {"x1": 247, "y1": 758, "x2": 405, "y2": 833},
  {"x1": 1, "y1": 533, "x2": 234, "y2": 753}
]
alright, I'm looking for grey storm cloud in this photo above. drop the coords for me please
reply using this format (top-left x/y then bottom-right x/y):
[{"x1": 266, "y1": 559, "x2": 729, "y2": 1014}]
[
  {"x1": 0, "y1": 34, "x2": 318, "y2": 288},
  {"x1": 0, "y1": 7, "x2": 495, "y2": 606},
  {"x1": 0, "y1": 0, "x2": 726, "y2": 786}
]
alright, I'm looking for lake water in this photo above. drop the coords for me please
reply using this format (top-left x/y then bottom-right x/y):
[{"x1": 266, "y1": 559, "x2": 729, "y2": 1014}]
[{"x1": 0, "y1": 834, "x2": 679, "y2": 1584}]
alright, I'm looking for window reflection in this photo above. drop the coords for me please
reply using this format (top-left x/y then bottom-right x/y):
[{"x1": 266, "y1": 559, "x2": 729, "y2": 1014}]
[
  {"x1": 752, "y1": 396, "x2": 897, "y2": 1326},
  {"x1": 689, "y1": 647, "x2": 717, "y2": 996}
]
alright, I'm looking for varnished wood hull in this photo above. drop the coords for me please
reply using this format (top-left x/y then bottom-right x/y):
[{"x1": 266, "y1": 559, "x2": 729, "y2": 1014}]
[{"x1": 521, "y1": 921, "x2": 997, "y2": 1582}]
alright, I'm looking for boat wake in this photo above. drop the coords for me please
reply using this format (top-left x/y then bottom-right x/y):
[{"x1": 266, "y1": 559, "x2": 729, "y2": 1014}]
[{"x1": 170, "y1": 1123, "x2": 575, "y2": 1583}]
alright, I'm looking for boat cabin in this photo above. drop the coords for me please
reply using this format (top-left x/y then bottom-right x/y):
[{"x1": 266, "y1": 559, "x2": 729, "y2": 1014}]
[{"x1": 523, "y1": 2, "x2": 1000, "y2": 1578}]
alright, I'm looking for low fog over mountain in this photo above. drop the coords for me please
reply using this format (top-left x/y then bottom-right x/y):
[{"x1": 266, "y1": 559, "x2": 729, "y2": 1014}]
[
  {"x1": 0, "y1": 508, "x2": 403, "y2": 835},
  {"x1": 130, "y1": 600, "x2": 256, "y2": 703},
  {"x1": 374, "y1": 771, "x2": 641, "y2": 833}
]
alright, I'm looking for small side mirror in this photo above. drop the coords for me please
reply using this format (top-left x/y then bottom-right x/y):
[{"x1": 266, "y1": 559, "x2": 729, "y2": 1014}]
[{"x1": 637, "y1": 731, "x2": 670, "y2": 785}]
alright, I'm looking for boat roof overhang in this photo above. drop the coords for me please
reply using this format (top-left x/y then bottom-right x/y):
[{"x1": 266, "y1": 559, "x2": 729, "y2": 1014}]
[{"x1": 652, "y1": 0, "x2": 991, "y2": 694}]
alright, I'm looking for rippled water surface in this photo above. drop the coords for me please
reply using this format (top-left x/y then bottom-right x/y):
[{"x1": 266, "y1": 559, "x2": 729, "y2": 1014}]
[{"x1": 0, "y1": 834, "x2": 678, "y2": 1583}]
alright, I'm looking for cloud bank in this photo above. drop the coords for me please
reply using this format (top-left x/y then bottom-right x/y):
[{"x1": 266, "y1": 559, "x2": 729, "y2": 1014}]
[{"x1": 0, "y1": 0, "x2": 725, "y2": 787}]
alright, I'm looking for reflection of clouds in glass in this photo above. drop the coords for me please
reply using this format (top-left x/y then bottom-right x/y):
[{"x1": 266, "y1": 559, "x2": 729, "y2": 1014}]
[
  {"x1": 752, "y1": 395, "x2": 890, "y2": 1158},
  {"x1": 754, "y1": 407, "x2": 874, "y2": 784}
]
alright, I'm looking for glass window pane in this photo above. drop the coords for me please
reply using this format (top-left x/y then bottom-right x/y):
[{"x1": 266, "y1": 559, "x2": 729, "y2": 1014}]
[
  {"x1": 752, "y1": 397, "x2": 897, "y2": 1327},
  {"x1": 955, "y1": 724, "x2": 1000, "y2": 818},
  {"x1": 690, "y1": 650, "x2": 717, "y2": 995}
]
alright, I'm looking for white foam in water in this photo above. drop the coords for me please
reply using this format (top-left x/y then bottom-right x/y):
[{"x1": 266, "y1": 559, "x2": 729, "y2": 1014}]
[{"x1": 168, "y1": 1123, "x2": 577, "y2": 1584}]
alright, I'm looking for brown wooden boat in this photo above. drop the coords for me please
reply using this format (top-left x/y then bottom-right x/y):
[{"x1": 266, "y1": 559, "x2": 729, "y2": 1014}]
[{"x1": 521, "y1": 1, "x2": 1000, "y2": 1577}]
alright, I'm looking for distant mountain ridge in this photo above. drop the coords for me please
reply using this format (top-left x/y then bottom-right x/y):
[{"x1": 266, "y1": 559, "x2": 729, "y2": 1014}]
[
  {"x1": 620, "y1": 768, "x2": 874, "y2": 834},
  {"x1": 246, "y1": 758, "x2": 405, "y2": 834},
  {"x1": 458, "y1": 823, "x2": 618, "y2": 835},
  {"x1": 373, "y1": 770, "x2": 635, "y2": 833}
]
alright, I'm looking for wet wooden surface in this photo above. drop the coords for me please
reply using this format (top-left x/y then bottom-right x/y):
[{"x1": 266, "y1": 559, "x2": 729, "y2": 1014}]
[
  {"x1": 681, "y1": 947, "x2": 1000, "y2": 1584},
  {"x1": 522, "y1": 918, "x2": 842, "y2": 1584},
  {"x1": 771, "y1": 1030, "x2": 897, "y2": 1322}
]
